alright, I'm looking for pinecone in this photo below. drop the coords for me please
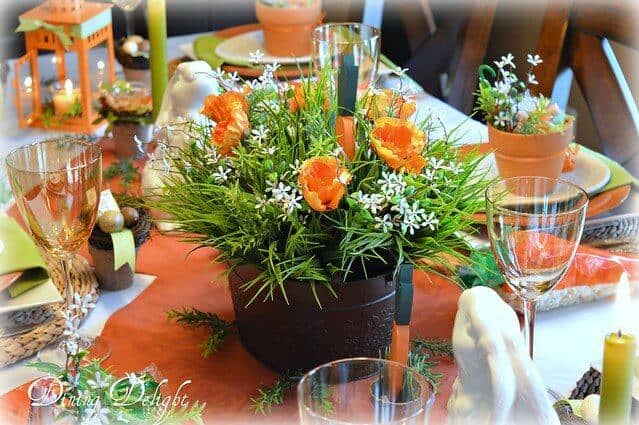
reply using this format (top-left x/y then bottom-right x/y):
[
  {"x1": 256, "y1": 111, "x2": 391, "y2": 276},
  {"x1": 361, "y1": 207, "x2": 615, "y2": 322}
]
[{"x1": 570, "y1": 367, "x2": 601, "y2": 399}]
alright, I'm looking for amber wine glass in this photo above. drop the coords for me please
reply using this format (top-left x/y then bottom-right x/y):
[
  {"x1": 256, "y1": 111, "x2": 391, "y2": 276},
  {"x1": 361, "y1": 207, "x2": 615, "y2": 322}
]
[
  {"x1": 485, "y1": 177, "x2": 588, "y2": 359},
  {"x1": 6, "y1": 137, "x2": 102, "y2": 313}
]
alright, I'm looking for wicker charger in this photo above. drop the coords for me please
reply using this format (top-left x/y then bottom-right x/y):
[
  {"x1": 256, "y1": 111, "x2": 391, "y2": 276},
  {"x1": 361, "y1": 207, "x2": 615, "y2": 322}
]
[{"x1": 0, "y1": 254, "x2": 98, "y2": 367}]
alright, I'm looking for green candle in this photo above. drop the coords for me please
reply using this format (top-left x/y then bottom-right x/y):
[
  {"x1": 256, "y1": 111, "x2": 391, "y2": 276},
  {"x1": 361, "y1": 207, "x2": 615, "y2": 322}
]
[
  {"x1": 599, "y1": 331, "x2": 636, "y2": 425},
  {"x1": 148, "y1": 0, "x2": 168, "y2": 120}
]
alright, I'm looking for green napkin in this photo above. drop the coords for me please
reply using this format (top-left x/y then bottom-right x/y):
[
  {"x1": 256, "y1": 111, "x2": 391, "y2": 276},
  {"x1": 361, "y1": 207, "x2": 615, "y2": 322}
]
[
  {"x1": 579, "y1": 145, "x2": 635, "y2": 193},
  {"x1": 0, "y1": 217, "x2": 50, "y2": 298}
]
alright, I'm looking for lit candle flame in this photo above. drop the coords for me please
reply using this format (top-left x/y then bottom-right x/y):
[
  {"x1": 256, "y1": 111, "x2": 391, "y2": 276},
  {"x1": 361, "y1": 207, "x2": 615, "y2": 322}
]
[
  {"x1": 97, "y1": 61, "x2": 105, "y2": 72},
  {"x1": 614, "y1": 272, "x2": 631, "y2": 334},
  {"x1": 64, "y1": 79, "x2": 73, "y2": 97},
  {"x1": 24, "y1": 76, "x2": 33, "y2": 94}
]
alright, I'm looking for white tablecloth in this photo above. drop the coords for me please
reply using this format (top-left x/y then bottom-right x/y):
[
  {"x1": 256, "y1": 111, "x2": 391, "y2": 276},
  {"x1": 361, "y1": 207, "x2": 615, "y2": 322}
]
[{"x1": 1, "y1": 33, "x2": 637, "y2": 400}]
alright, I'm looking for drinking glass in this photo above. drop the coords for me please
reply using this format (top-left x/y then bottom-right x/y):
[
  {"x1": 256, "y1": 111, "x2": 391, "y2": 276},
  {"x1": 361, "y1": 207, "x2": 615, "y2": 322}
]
[
  {"x1": 298, "y1": 358, "x2": 435, "y2": 424},
  {"x1": 112, "y1": 0, "x2": 143, "y2": 36},
  {"x1": 6, "y1": 137, "x2": 101, "y2": 319},
  {"x1": 312, "y1": 23, "x2": 381, "y2": 93},
  {"x1": 485, "y1": 176, "x2": 588, "y2": 359}
]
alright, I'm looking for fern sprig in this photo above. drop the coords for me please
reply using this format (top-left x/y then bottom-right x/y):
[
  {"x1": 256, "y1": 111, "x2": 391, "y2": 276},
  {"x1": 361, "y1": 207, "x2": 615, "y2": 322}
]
[{"x1": 167, "y1": 308, "x2": 234, "y2": 357}]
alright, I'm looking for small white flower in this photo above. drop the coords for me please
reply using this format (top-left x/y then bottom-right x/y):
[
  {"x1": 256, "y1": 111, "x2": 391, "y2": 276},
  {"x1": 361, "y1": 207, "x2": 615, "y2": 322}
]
[
  {"x1": 227, "y1": 72, "x2": 240, "y2": 83},
  {"x1": 494, "y1": 80, "x2": 511, "y2": 95},
  {"x1": 61, "y1": 338, "x2": 79, "y2": 356},
  {"x1": 255, "y1": 196, "x2": 270, "y2": 211},
  {"x1": 493, "y1": 111, "x2": 510, "y2": 127},
  {"x1": 421, "y1": 211, "x2": 439, "y2": 231},
  {"x1": 526, "y1": 53, "x2": 543, "y2": 67},
  {"x1": 378, "y1": 171, "x2": 406, "y2": 199},
  {"x1": 330, "y1": 146, "x2": 345, "y2": 158},
  {"x1": 263, "y1": 146, "x2": 277, "y2": 155},
  {"x1": 249, "y1": 50, "x2": 265, "y2": 64},
  {"x1": 374, "y1": 214, "x2": 394, "y2": 233},
  {"x1": 448, "y1": 161, "x2": 463, "y2": 175},
  {"x1": 125, "y1": 372, "x2": 143, "y2": 387},
  {"x1": 392, "y1": 67, "x2": 409, "y2": 77},
  {"x1": 250, "y1": 125, "x2": 269, "y2": 144},
  {"x1": 212, "y1": 166, "x2": 232, "y2": 183},
  {"x1": 70, "y1": 293, "x2": 95, "y2": 315},
  {"x1": 500, "y1": 53, "x2": 516, "y2": 68},
  {"x1": 211, "y1": 67, "x2": 225, "y2": 79},
  {"x1": 352, "y1": 192, "x2": 387, "y2": 215},
  {"x1": 527, "y1": 72, "x2": 539, "y2": 85},
  {"x1": 85, "y1": 401, "x2": 110, "y2": 424},
  {"x1": 264, "y1": 62, "x2": 281, "y2": 74},
  {"x1": 428, "y1": 157, "x2": 447, "y2": 171},
  {"x1": 65, "y1": 372, "x2": 81, "y2": 390},
  {"x1": 204, "y1": 149, "x2": 221, "y2": 164},
  {"x1": 87, "y1": 371, "x2": 109, "y2": 390}
]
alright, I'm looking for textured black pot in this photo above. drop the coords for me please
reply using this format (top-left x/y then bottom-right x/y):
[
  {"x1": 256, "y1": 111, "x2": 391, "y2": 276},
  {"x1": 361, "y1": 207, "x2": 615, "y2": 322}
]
[{"x1": 228, "y1": 265, "x2": 397, "y2": 374}]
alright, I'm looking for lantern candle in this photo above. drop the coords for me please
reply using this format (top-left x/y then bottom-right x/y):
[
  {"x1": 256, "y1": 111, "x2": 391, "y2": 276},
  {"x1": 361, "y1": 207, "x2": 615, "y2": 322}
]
[
  {"x1": 52, "y1": 79, "x2": 80, "y2": 116},
  {"x1": 599, "y1": 273, "x2": 637, "y2": 425}
]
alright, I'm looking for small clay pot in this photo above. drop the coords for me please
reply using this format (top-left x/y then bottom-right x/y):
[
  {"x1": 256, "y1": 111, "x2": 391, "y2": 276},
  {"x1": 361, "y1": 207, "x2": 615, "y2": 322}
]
[
  {"x1": 255, "y1": 0, "x2": 322, "y2": 57},
  {"x1": 89, "y1": 209, "x2": 150, "y2": 291},
  {"x1": 111, "y1": 122, "x2": 153, "y2": 160},
  {"x1": 488, "y1": 119, "x2": 574, "y2": 186}
]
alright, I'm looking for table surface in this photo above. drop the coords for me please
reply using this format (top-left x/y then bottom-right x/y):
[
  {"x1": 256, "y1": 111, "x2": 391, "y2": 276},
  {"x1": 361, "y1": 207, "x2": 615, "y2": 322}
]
[{"x1": 1, "y1": 32, "x2": 638, "y2": 424}]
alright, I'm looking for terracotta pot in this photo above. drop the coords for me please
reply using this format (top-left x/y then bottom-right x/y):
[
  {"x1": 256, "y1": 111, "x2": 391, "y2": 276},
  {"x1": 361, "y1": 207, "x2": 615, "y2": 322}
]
[
  {"x1": 111, "y1": 122, "x2": 153, "y2": 160},
  {"x1": 255, "y1": 1, "x2": 322, "y2": 57},
  {"x1": 488, "y1": 120, "x2": 574, "y2": 183},
  {"x1": 228, "y1": 263, "x2": 397, "y2": 373}
]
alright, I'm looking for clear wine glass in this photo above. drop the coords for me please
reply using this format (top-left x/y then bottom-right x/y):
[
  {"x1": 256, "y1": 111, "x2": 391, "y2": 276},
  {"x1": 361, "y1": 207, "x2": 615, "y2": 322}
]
[
  {"x1": 485, "y1": 176, "x2": 588, "y2": 359},
  {"x1": 298, "y1": 357, "x2": 435, "y2": 424},
  {"x1": 112, "y1": 0, "x2": 143, "y2": 37},
  {"x1": 6, "y1": 137, "x2": 102, "y2": 340}
]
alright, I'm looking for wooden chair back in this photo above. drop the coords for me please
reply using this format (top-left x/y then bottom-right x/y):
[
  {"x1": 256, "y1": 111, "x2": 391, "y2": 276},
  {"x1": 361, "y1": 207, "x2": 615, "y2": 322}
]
[{"x1": 533, "y1": 0, "x2": 639, "y2": 172}]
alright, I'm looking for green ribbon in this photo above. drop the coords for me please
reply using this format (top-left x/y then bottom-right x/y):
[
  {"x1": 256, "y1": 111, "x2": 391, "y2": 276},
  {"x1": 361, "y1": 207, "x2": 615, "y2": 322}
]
[
  {"x1": 15, "y1": 19, "x2": 72, "y2": 49},
  {"x1": 111, "y1": 229, "x2": 136, "y2": 273}
]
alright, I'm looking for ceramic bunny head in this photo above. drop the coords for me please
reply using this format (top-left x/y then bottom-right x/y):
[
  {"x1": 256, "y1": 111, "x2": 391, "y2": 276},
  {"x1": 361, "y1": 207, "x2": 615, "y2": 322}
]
[
  {"x1": 155, "y1": 60, "x2": 219, "y2": 129},
  {"x1": 447, "y1": 287, "x2": 559, "y2": 425}
]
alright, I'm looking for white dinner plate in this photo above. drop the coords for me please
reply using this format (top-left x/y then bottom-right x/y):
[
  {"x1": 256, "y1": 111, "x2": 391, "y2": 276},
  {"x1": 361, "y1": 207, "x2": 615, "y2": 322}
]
[
  {"x1": 0, "y1": 278, "x2": 63, "y2": 315},
  {"x1": 215, "y1": 30, "x2": 311, "y2": 65},
  {"x1": 475, "y1": 146, "x2": 611, "y2": 196}
]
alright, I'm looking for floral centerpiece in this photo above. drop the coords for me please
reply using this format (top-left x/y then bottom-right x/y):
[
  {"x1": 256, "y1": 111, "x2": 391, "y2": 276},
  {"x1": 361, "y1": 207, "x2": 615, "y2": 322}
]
[
  {"x1": 147, "y1": 63, "x2": 488, "y2": 372},
  {"x1": 475, "y1": 53, "x2": 576, "y2": 181}
]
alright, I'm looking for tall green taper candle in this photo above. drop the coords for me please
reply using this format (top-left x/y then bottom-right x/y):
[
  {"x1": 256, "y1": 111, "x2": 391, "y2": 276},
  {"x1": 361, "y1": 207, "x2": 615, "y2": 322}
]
[
  {"x1": 599, "y1": 331, "x2": 636, "y2": 425},
  {"x1": 148, "y1": 0, "x2": 167, "y2": 120}
]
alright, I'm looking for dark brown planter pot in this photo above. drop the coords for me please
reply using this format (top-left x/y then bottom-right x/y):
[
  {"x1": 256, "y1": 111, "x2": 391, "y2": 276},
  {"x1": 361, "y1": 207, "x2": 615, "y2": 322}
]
[
  {"x1": 488, "y1": 120, "x2": 574, "y2": 184},
  {"x1": 228, "y1": 264, "x2": 397, "y2": 373},
  {"x1": 255, "y1": 1, "x2": 322, "y2": 57}
]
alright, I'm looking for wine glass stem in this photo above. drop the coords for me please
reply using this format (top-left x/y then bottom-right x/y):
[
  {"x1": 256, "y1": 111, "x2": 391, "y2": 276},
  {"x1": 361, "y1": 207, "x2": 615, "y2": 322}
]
[
  {"x1": 61, "y1": 258, "x2": 73, "y2": 312},
  {"x1": 522, "y1": 298, "x2": 537, "y2": 359}
]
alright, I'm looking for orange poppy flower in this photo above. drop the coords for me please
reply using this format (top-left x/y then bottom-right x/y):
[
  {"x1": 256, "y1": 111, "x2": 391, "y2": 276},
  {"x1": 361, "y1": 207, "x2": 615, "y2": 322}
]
[
  {"x1": 371, "y1": 117, "x2": 426, "y2": 174},
  {"x1": 202, "y1": 91, "x2": 250, "y2": 155},
  {"x1": 289, "y1": 82, "x2": 329, "y2": 113},
  {"x1": 298, "y1": 156, "x2": 352, "y2": 212},
  {"x1": 364, "y1": 89, "x2": 416, "y2": 121}
]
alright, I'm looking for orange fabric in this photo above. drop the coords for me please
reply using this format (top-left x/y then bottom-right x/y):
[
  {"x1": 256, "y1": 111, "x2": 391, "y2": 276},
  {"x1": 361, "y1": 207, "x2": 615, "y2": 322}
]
[{"x1": 1, "y1": 148, "x2": 631, "y2": 424}]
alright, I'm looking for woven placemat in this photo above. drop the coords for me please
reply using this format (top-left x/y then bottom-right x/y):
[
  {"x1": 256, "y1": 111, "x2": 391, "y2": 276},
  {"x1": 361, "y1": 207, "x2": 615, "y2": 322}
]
[{"x1": 0, "y1": 254, "x2": 98, "y2": 367}]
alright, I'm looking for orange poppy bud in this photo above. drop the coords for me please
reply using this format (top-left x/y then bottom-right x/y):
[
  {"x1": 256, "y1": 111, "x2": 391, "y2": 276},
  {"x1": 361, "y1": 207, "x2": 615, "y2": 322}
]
[
  {"x1": 298, "y1": 156, "x2": 352, "y2": 212},
  {"x1": 364, "y1": 89, "x2": 417, "y2": 121},
  {"x1": 371, "y1": 117, "x2": 426, "y2": 174}
]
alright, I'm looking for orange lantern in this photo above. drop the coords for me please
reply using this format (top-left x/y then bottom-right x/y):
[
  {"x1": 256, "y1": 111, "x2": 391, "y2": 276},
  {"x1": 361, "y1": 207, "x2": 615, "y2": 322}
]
[{"x1": 13, "y1": 0, "x2": 116, "y2": 133}]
